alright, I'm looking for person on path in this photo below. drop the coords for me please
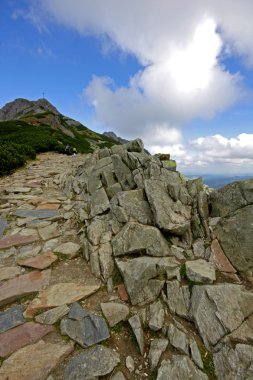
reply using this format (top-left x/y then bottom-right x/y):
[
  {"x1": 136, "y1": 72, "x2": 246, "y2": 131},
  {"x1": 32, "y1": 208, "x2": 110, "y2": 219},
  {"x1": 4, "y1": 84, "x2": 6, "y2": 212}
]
[
  {"x1": 65, "y1": 144, "x2": 70, "y2": 156},
  {"x1": 73, "y1": 147, "x2": 77, "y2": 155}
]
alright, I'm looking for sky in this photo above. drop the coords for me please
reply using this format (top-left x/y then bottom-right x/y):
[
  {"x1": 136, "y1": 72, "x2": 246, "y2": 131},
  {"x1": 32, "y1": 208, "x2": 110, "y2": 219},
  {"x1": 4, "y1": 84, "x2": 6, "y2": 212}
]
[{"x1": 1, "y1": 0, "x2": 253, "y2": 175}]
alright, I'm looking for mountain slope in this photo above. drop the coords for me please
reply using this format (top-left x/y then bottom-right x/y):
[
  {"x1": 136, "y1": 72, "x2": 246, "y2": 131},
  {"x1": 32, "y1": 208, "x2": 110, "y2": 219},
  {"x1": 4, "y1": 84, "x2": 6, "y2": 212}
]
[{"x1": 0, "y1": 98, "x2": 118, "y2": 175}]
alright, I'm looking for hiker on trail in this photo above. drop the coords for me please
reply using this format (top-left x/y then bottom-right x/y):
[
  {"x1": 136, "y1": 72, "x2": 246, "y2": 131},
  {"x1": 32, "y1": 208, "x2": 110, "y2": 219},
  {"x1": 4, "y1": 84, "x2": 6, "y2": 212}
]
[
  {"x1": 65, "y1": 144, "x2": 70, "y2": 156},
  {"x1": 73, "y1": 147, "x2": 77, "y2": 155}
]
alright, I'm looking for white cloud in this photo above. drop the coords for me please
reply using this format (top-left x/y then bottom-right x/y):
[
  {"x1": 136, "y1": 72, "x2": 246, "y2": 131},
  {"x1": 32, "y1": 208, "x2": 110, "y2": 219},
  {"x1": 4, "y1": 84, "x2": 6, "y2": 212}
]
[{"x1": 25, "y1": 0, "x2": 253, "y2": 173}]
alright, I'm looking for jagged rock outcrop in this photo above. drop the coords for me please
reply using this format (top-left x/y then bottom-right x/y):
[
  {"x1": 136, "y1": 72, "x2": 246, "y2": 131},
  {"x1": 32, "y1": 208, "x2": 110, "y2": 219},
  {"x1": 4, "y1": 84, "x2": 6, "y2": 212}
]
[
  {"x1": 57, "y1": 139, "x2": 253, "y2": 379},
  {"x1": 0, "y1": 98, "x2": 59, "y2": 120}
]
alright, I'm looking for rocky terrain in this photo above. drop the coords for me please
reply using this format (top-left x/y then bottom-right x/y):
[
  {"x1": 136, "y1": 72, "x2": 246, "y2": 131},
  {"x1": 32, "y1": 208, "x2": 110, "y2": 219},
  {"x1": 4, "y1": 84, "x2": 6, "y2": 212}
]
[{"x1": 0, "y1": 140, "x2": 252, "y2": 379}]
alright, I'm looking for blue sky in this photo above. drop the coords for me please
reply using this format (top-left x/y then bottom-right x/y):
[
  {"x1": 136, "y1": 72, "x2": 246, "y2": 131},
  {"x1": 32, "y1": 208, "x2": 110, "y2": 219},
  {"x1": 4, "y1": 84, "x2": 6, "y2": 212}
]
[{"x1": 1, "y1": 0, "x2": 253, "y2": 175}]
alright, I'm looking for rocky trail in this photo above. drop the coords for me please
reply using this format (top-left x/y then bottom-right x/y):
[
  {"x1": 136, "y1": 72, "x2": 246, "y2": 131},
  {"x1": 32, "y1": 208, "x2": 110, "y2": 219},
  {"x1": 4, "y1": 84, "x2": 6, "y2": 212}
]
[{"x1": 0, "y1": 142, "x2": 253, "y2": 380}]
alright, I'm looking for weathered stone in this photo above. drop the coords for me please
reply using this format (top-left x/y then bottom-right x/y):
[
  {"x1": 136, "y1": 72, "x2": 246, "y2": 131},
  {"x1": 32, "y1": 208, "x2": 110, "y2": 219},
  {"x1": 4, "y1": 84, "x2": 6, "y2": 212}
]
[
  {"x1": 128, "y1": 314, "x2": 144, "y2": 354},
  {"x1": 25, "y1": 283, "x2": 100, "y2": 317},
  {"x1": 112, "y1": 222, "x2": 172, "y2": 257},
  {"x1": 229, "y1": 314, "x2": 253, "y2": 344},
  {"x1": 214, "y1": 205, "x2": 253, "y2": 272},
  {"x1": 0, "y1": 219, "x2": 8, "y2": 238},
  {"x1": 17, "y1": 244, "x2": 41, "y2": 259},
  {"x1": 192, "y1": 239, "x2": 205, "y2": 258},
  {"x1": 0, "y1": 322, "x2": 54, "y2": 357},
  {"x1": 14, "y1": 209, "x2": 60, "y2": 219},
  {"x1": 126, "y1": 356, "x2": 135, "y2": 372},
  {"x1": 42, "y1": 238, "x2": 59, "y2": 252},
  {"x1": 101, "y1": 302, "x2": 129, "y2": 327},
  {"x1": 38, "y1": 222, "x2": 60, "y2": 240},
  {"x1": 53, "y1": 242, "x2": 81, "y2": 259},
  {"x1": 0, "y1": 270, "x2": 51, "y2": 307},
  {"x1": 5, "y1": 187, "x2": 31, "y2": 193},
  {"x1": 157, "y1": 356, "x2": 208, "y2": 380},
  {"x1": 64, "y1": 345, "x2": 120, "y2": 380},
  {"x1": 0, "y1": 265, "x2": 22, "y2": 281},
  {"x1": 0, "y1": 305, "x2": 25, "y2": 333},
  {"x1": 164, "y1": 280, "x2": 190, "y2": 318},
  {"x1": 87, "y1": 215, "x2": 112, "y2": 245},
  {"x1": 99, "y1": 242, "x2": 114, "y2": 281},
  {"x1": 61, "y1": 303, "x2": 110, "y2": 347},
  {"x1": 26, "y1": 219, "x2": 52, "y2": 228},
  {"x1": 149, "y1": 300, "x2": 165, "y2": 331},
  {"x1": 144, "y1": 175, "x2": 191, "y2": 235},
  {"x1": 168, "y1": 323, "x2": 189, "y2": 355},
  {"x1": 213, "y1": 343, "x2": 253, "y2": 380},
  {"x1": 111, "y1": 371, "x2": 126, "y2": 380},
  {"x1": 190, "y1": 284, "x2": 253, "y2": 349},
  {"x1": 90, "y1": 187, "x2": 110, "y2": 217},
  {"x1": 210, "y1": 239, "x2": 237, "y2": 273},
  {"x1": 0, "y1": 233, "x2": 39, "y2": 249},
  {"x1": 116, "y1": 256, "x2": 178, "y2": 305},
  {"x1": 17, "y1": 252, "x2": 57, "y2": 269},
  {"x1": 35, "y1": 305, "x2": 70, "y2": 325},
  {"x1": 36, "y1": 203, "x2": 60, "y2": 210},
  {"x1": 89, "y1": 249, "x2": 101, "y2": 277},
  {"x1": 117, "y1": 284, "x2": 129, "y2": 301},
  {"x1": 0, "y1": 340, "x2": 74, "y2": 380},
  {"x1": 148, "y1": 338, "x2": 168, "y2": 370},
  {"x1": 190, "y1": 339, "x2": 204, "y2": 369},
  {"x1": 106, "y1": 183, "x2": 122, "y2": 199},
  {"x1": 185, "y1": 259, "x2": 216, "y2": 284},
  {"x1": 111, "y1": 154, "x2": 132, "y2": 182},
  {"x1": 114, "y1": 189, "x2": 153, "y2": 225}
]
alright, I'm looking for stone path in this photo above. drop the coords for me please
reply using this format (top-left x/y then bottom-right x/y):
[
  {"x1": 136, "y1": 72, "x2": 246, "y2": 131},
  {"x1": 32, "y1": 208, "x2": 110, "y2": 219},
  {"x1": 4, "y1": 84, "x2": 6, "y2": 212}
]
[{"x1": 0, "y1": 153, "x2": 124, "y2": 380}]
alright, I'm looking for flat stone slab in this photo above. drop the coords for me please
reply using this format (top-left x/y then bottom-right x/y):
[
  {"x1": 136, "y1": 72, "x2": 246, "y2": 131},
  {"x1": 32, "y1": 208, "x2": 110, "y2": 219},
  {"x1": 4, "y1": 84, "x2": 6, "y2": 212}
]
[
  {"x1": 186, "y1": 259, "x2": 216, "y2": 284},
  {"x1": 61, "y1": 302, "x2": 110, "y2": 347},
  {"x1": 35, "y1": 305, "x2": 70, "y2": 325},
  {"x1": 5, "y1": 187, "x2": 31, "y2": 193},
  {"x1": 0, "y1": 270, "x2": 51, "y2": 307},
  {"x1": 148, "y1": 338, "x2": 168, "y2": 371},
  {"x1": 0, "y1": 340, "x2": 74, "y2": 380},
  {"x1": 0, "y1": 265, "x2": 22, "y2": 282},
  {"x1": 64, "y1": 345, "x2": 120, "y2": 380},
  {"x1": 53, "y1": 242, "x2": 81, "y2": 259},
  {"x1": 0, "y1": 306, "x2": 25, "y2": 333},
  {"x1": 211, "y1": 239, "x2": 237, "y2": 273},
  {"x1": 0, "y1": 219, "x2": 8, "y2": 238},
  {"x1": 0, "y1": 322, "x2": 54, "y2": 357},
  {"x1": 128, "y1": 314, "x2": 144, "y2": 355},
  {"x1": 38, "y1": 222, "x2": 61, "y2": 241},
  {"x1": 101, "y1": 302, "x2": 129, "y2": 327},
  {"x1": 14, "y1": 209, "x2": 60, "y2": 219},
  {"x1": 36, "y1": 203, "x2": 60, "y2": 210},
  {"x1": 0, "y1": 233, "x2": 39, "y2": 249},
  {"x1": 25, "y1": 283, "x2": 100, "y2": 317},
  {"x1": 17, "y1": 252, "x2": 58, "y2": 269}
]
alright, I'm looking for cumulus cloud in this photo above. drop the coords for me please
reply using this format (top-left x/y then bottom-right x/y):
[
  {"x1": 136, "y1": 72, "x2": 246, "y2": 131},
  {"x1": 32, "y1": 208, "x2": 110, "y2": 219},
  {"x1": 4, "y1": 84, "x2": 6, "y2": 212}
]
[{"x1": 23, "y1": 0, "x2": 253, "y2": 173}]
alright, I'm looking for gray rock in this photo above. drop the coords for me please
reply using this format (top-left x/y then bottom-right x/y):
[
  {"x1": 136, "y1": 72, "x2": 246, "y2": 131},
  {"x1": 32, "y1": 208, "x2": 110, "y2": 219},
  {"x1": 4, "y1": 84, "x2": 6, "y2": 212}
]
[
  {"x1": 106, "y1": 183, "x2": 122, "y2": 199},
  {"x1": 61, "y1": 302, "x2": 110, "y2": 347},
  {"x1": 190, "y1": 339, "x2": 204, "y2": 369},
  {"x1": 53, "y1": 242, "x2": 81, "y2": 259},
  {"x1": 101, "y1": 302, "x2": 129, "y2": 327},
  {"x1": 185, "y1": 259, "x2": 216, "y2": 284},
  {"x1": 99, "y1": 242, "x2": 114, "y2": 281},
  {"x1": 0, "y1": 305, "x2": 25, "y2": 333},
  {"x1": 214, "y1": 205, "x2": 253, "y2": 272},
  {"x1": 110, "y1": 372, "x2": 126, "y2": 380},
  {"x1": 164, "y1": 280, "x2": 190, "y2": 318},
  {"x1": 64, "y1": 345, "x2": 120, "y2": 380},
  {"x1": 90, "y1": 188, "x2": 110, "y2": 217},
  {"x1": 229, "y1": 314, "x2": 253, "y2": 344},
  {"x1": 89, "y1": 249, "x2": 101, "y2": 278},
  {"x1": 111, "y1": 154, "x2": 132, "y2": 183},
  {"x1": 157, "y1": 356, "x2": 208, "y2": 380},
  {"x1": 168, "y1": 323, "x2": 189, "y2": 355},
  {"x1": 128, "y1": 314, "x2": 144, "y2": 355},
  {"x1": 144, "y1": 177, "x2": 191, "y2": 235},
  {"x1": 87, "y1": 215, "x2": 112, "y2": 246},
  {"x1": 148, "y1": 338, "x2": 168, "y2": 370},
  {"x1": 14, "y1": 209, "x2": 60, "y2": 219},
  {"x1": 149, "y1": 300, "x2": 165, "y2": 331},
  {"x1": 38, "y1": 222, "x2": 60, "y2": 241},
  {"x1": 213, "y1": 343, "x2": 253, "y2": 380},
  {"x1": 112, "y1": 222, "x2": 172, "y2": 257},
  {"x1": 0, "y1": 219, "x2": 8, "y2": 238},
  {"x1": 116, "y1": 256, "x2": 178, "y2": 305},
  {"x1": 192, "y1": 239, "x2": 205, "y2": 258},
  {"x1": 113, "y1": 189, "x2": 153, "y2": 225},
  {"x1": 189, "y1": 284, "x2": 253, "y2": 349},
  {"x1": 35, "y1": 305, "x2": 70, "y2": 325},
  {"x1": 125, "y1": 356, "x2": 135, "y2": 372}
]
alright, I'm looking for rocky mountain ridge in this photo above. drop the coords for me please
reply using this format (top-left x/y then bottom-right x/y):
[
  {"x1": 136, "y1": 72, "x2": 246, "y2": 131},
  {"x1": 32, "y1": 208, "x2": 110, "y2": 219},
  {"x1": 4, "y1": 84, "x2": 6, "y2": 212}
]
[{"x1": 56, "y1": 139, "x2": 253, "y2": 379}]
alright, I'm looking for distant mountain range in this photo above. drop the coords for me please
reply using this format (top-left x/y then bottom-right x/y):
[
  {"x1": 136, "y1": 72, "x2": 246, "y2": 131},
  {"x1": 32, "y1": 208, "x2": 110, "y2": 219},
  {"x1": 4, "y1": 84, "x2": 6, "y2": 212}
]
[{"x1": 186, "y1": 174, "x2": 253, "y2": 189}]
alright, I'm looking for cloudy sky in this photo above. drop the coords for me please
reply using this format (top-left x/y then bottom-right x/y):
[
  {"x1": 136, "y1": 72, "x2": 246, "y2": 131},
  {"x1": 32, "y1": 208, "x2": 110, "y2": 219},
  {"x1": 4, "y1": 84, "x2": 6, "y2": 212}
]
[{"x1": 1, "y1": 0, "x2": 253, "y2": 175}]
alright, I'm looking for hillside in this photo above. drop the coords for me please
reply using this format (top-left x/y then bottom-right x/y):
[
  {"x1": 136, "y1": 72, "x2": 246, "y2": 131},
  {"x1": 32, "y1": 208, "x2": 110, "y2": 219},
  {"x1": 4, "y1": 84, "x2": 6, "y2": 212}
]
[{"x1": 0, "y1": 98, "x2": 118, "y2": 175}]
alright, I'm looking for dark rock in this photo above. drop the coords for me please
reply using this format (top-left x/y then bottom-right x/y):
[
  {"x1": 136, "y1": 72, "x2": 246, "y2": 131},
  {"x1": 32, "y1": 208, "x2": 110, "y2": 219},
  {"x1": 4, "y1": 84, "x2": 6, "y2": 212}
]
[
  {"x1": 0, "y1": 305, "x2": 25, "y2": 333},
  {"x1": 14, "y1": 209, "x2": 60, "y2": 219}
]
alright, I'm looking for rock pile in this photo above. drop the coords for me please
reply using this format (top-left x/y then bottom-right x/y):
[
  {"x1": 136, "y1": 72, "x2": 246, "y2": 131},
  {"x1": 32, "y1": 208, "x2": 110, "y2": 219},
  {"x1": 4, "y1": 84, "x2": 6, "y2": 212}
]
[{"x1": 58, "y1": 139, "x2": 253, "y2": 379}]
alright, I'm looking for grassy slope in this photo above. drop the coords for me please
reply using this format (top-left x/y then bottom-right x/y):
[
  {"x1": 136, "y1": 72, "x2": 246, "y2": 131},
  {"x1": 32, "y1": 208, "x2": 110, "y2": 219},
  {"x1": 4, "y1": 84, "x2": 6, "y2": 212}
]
[{"x1": 0, "y1": 113, "x2": 117, "y2": 175}]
